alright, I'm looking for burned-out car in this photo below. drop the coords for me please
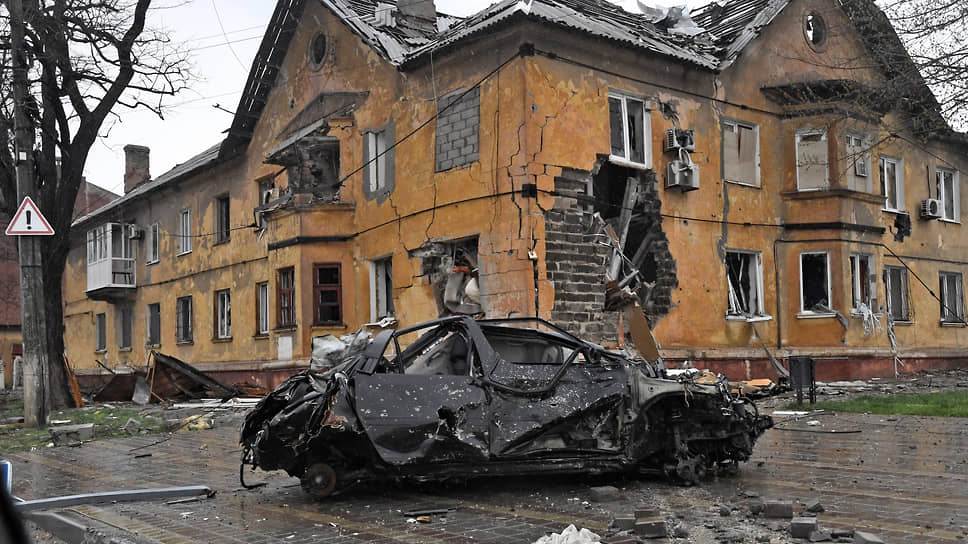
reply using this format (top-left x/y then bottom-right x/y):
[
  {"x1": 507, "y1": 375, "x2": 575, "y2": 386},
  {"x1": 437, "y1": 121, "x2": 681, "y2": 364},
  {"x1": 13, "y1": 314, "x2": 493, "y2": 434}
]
[{"x1": 240, "y1": 317, "x2": 772, "y2": 496}]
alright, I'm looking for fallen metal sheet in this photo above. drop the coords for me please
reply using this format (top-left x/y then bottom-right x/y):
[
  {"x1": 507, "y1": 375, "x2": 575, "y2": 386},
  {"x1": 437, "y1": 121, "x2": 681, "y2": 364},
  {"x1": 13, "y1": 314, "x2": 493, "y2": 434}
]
[
  {"x1": 14, "y1": 485, "x2": 212, "y2": 513},
  {"x1": 92, "y1": 372, "x2": 144, "y2": 402},
  {"x1": 150, "y1": 351, "x2": 241, "y2": 401}
]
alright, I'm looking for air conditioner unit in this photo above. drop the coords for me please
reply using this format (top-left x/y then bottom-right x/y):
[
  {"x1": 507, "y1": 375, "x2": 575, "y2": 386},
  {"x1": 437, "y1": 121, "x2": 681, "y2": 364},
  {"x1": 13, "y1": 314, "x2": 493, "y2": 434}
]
[
  {"x1": 920, "y1": 198, "x2": 943, "y2": 219},
  {"x1": 664, "y1": 128, "x2": 696, "y2": 153},
  {"x1": 127, "y1": 225, "x2": 143, "y2": 240},
  {"x1": 666, "y1": 160, "x2": 700, "y2": 192}
]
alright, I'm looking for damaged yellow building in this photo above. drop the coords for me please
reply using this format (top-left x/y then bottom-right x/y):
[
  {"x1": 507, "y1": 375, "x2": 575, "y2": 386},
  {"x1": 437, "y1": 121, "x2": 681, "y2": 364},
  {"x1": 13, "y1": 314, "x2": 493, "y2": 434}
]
[{"x1": 65, "y1": 0, "x2": 968, "y2": 385}]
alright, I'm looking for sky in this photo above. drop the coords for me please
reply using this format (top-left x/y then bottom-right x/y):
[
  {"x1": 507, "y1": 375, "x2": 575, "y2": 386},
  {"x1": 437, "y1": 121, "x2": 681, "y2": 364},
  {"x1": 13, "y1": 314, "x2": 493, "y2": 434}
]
[{"x1": 85, "y1": 0, "x2": 708, "y2": 194}]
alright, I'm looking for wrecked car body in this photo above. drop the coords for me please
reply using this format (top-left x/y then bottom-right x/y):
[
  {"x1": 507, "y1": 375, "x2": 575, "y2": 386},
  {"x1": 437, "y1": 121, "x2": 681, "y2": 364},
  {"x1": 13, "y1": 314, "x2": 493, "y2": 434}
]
[{"x1": 240, "y1": 317, "x2": 772, "y2": 496}]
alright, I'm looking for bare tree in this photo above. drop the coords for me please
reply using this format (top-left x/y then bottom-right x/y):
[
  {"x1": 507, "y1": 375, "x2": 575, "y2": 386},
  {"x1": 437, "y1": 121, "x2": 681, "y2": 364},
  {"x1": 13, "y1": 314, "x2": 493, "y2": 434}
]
[{"x1": 0, "y1": 0, "x2": 189, "y2": 422}]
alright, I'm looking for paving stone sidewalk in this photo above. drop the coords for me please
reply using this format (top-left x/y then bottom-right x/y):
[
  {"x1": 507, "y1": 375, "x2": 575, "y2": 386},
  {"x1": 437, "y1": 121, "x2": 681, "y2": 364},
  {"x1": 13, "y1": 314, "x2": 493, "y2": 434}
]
[{"x1": 7, "y1": 410, "x2": 968, "y2": 543}]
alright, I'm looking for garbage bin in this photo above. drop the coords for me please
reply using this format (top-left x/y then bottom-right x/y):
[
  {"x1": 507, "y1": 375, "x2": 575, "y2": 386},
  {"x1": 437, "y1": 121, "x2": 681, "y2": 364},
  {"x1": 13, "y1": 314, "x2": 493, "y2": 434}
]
[{"x1": 788, "y1": 356, "x2": 816, "y2": 404}]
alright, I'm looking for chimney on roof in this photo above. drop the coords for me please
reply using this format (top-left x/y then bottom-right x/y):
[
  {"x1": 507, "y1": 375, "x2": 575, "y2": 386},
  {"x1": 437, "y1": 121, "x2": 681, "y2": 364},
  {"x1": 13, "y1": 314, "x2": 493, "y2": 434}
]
[
  {"x1": 396, "y1": 0, "x2": 436, "y2": 32},
  {"x1": 123, "y1": 145, "x2": 150, "y2": 194}
]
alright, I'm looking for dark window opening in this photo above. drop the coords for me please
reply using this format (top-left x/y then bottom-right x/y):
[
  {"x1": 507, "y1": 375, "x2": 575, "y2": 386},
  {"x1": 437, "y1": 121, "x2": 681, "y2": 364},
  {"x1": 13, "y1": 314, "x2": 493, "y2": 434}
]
[
  {"x1": 884, "y1": 266, "x2": 910, "y2": 321},
  {"x1": 800, "y1": 252, "x2": 830, "y2": 312},
  {"x1": 278, "y1": 268, "x2": 295, "y2": 328},
  {"x1": 215, "y1": 195, "x2": 231, "y2": 243},
  {"x1": 147, "y1": 303, "x2": 161, "y2": 346},
  {"x1": 95, "y1": 313, "x2": 106, "y2": 351},
  {"x1": 314, "y1": 264, "x2": 342, "y2": 324},
  {"x1": 310, "y1": 33, "x2": 327, "y2": 66}
]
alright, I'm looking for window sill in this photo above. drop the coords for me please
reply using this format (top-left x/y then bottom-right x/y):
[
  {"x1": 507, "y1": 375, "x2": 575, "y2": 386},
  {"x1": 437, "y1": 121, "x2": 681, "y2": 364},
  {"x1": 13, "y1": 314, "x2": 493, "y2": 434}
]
[
  {"x1": 176, "y1": 340, "x2": 194, "y2": 345},
  {"x1": 892, "y1": 320, "x2": 914, "y2": 326},
  {"x1": 95, "y1": 349, "x2": 107, "y2": 354},
  {"x1": 941, "y1": 321, "x2": 966, "y2": 327},
  {"x1": 608, "y1": 156, "x2": 652, "y2": 172},
  {"x1": 939, "y1": 218, "x2": 961, "y2": 225},
  {"x1": 146, "y1": 343, "x2": 161, "y2": 349},
  {"x1": 796, "y1": 312, "x2": 838, "y2": 319},
  {"x1": 212, "y1": 336, "x2": 233, "y2": 343},
  {"x1": 724, "y1": 179, "x2": 761, "y2": 189},
  {"x1": 146, "y1": 260, "x2": 159, "y2": 266},
  {"x1": 254, "y1": 333, "x2": 270, "y2": 340},
  {"x1": 725, "y1": 314, "x2": 772, "y2": 322},
  {"x1": 881, "y1": 208, "x2": 907, "y2": 215},
  {"x1": 177, "y1": 251, "x2": 192, "y2": 256},
  {"x1": 274, "y1": 325, "x2": 297, "y2": 333},
  {"x1": 213, "y1": 239, "x2": 230, "y2": 246},
  {"x1": 118, "y1": 347, "x2": 132, "y2": 353}
]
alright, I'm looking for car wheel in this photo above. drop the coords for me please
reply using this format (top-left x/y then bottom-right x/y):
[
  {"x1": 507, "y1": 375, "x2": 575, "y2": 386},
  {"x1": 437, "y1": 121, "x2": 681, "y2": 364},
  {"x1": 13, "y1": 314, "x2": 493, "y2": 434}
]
[{"x1": 302, "y1": 462, "x2": 337, "y2": 497}]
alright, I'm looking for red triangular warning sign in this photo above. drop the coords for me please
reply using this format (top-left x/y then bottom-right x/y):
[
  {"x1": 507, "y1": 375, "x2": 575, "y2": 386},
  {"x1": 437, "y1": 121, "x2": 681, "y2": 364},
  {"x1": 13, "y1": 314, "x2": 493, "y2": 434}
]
[{"x1": 5, "y1": 196, "x2": 54, "y2": 236}]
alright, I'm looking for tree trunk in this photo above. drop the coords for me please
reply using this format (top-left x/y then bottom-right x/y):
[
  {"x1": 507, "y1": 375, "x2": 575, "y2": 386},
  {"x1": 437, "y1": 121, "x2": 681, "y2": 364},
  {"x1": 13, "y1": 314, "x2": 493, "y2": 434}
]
[{"x1": 43, "y1": 233, "x2": 74, "y2": 410}]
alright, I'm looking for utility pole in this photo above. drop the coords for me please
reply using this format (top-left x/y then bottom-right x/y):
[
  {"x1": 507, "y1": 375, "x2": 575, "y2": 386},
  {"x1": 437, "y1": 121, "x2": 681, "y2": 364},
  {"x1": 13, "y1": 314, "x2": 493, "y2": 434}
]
[{"x1": 10, "y1": 0, "x2": 51, "y2": 427}]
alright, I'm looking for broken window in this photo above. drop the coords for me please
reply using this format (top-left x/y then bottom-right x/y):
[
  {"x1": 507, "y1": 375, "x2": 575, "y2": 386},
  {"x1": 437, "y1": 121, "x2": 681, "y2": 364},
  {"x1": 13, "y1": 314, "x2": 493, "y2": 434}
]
[
  {"x1": 937, "y1": 167, "x2": 959, "y2": 221},
  {"x1": 146, "y1": 302, "x2": 161, "y2": 346},
  {"x1": 850, "y1": 254, "x2": 877, "y2": 312},
  {"x1": 884, "y1": 266, "x2": 910, "y2": 321},
  {"x1": 846, "y1": 133, "x2": 871, "y2": 192},
  {"x1": 410, "y1": 238, "x2": 481, "y2": 317},
  {"x1": 176, "y1": 296, "x2": 193, "y2": 343},
  {"x1": 314, "y1": 264, "x2": 342, "y2": 324},
  {"x1": 117, "y1": 305, "x2": 132, "y2": 350},
  {"x1": 147, "y1": 223, "x2": 159, "y2": 264},
  {"x1": 799, "y1": 252, "x2": 832, "y2": 313},
  {"x1": 725, "y1": 250, "x2": 764, "y2": 317},
  {"x1": 216, "y1": 289, "x2": 231, "y2": 339},
  {"x1": 879, "y1": 156, "x2": 904, "y2": 211},
  {"x1": 722, "y1": 120, "x2": 759, "y2": 186},
  {"x1": 215, "y1": 195, "x2": 231, "y2": 243},
  {"x1": 95, "y1": 313, "x2": 106, "y2": 352},
  {"x1": 940, "y1": 271, "x2": 964, "y2": 323},
  {"x1": 177, "y1": 208, "x2": 192, "y2": 255},
  {"x1": 257, "y1": 178, "x2": 274, "y2": 229},
  {"x1": 278, "y1": 268, "x2": 295, "y2": 328},
  {"x1": 796, "y1": 129, "x2": 828, "y2": 191},
  {"x1": 256, "y1": 282, "x2": 269, "y2": 335},
  {"x1": 369, "y1": 257, "x2": 394, "y2": 321},
  {"x1": 608, "y1": 92, "x2": 650, "y2": 168}
]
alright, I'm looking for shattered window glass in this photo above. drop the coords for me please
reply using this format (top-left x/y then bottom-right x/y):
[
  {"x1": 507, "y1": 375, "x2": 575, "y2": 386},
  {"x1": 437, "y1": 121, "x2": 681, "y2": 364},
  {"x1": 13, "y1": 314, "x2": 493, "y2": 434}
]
[
  {"x1": 799, "y1": 252, "x2": 831, "y2": 313},
  {"x1": 726, "y1": 250, "x2": 763, "y2": 316},
  {"x1": 940, "y1": 271, "x2": 964, "y2": 323},
  {"x1": 879, "y1": 156, "x2": 904, "y2": 211},
  {"x1": 796, "y1": 130, "x2": 828, "y2": 190},
  {"x1": 216, "y1": 290, "x2": 231, "y2": 339},
  {"x1": 850, "y1": 254, "x2": 877, "y2": 312},
  {"x1": 608, "y1": 93, "x2": 650, "y2": 168},
  {"x1": 370, "y1": 258, "x2": 394, "y2": 320},
  {"x1": 608, "y1": 97, "x2": 624, "y2": 157}
]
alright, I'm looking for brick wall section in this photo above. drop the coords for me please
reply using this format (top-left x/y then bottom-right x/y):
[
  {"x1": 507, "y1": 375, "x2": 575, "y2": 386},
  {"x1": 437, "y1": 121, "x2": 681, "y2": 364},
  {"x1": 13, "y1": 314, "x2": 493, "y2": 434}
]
[
  {"x1": 635, "y1": 171, "x2": 678, "y2": 322},
  {"x1": 435, "y1": 87, "x2": 480, "y2": 171},
  {"x1": 544, "y1": 168, "x2": 619, "y2": 344}
]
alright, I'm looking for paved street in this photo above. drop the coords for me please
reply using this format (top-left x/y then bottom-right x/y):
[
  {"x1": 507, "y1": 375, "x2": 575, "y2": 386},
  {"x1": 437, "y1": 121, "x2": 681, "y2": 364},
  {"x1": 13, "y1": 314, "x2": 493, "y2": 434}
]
[{"x1": 7, "y1": 409, "x2": 968, "y2": 543}]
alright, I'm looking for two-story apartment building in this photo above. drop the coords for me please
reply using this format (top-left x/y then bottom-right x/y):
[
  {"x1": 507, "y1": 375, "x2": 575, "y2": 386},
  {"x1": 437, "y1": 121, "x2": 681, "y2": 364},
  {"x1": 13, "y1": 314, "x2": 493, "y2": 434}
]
[{"x1": 64, "y1": 0, "x2": 968, "y2": 386}]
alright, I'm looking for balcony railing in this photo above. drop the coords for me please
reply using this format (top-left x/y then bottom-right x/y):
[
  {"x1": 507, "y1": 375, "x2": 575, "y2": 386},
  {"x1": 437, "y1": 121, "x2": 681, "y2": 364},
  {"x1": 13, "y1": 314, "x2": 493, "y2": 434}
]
[{"x1": 86, "y1": 223, "x2": 136, "y2": 298}]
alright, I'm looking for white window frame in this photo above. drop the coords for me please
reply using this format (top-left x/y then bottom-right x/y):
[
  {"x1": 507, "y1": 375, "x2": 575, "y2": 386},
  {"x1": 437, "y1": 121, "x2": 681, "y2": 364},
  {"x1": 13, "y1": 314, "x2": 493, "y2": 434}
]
[
  {"x1": 884, "y1": 265, "x2": 911, "y2": 322},
  {"x1": 369, "y1": 257, "x2": 394, "y2": 321},
  {"x1": 216, "y1": 289, "x2": 232, "y2": 339},
  {"x1": 879, "y1": 156, "x2": 905, "y2": 212},
  {"x1": 608, "y1": 92, "x2": 652, "y2": 169},
  {"x1": 177, "y1": 209, "x2": 192, "y2": 255},
  {"x1": 365, "y1": 130, "x2": 388, "y2": 193},
  {"x1": 939, "y1": 271, "x2": 964, "y2": 324},
  {"x1": 845, "y1": 132, "x2": 872, "y2": 192},
  {"x1": 725, "y1": 250, "x2": 767, "y2": 319},
  {"x1": 86, "y1": 225, "x2": 109, "y2": 265},
  {"x1": 722, "y1": 120, "x2": 760, "y2": 187},
  {"x1": 146, "y1": 222, "x2": 160, "y2": 264},
  {"x1": 849, "y1": 254, "x2": 877, "y2": 314},
  {"x1": 795, "y1": 129, "x2": 829, "y2": 191},
  {"x1": 257, "y1": 282, "x2": 269, "y2": 335},
  {"x1": 799, "y1": 251, "x2": 833, "y2": 315},
  {"x1": 176, "y1": 296, "x2": 193, "y2": 343},
  {"x1": 936, "y1": 167, "x2": 960, "y2": 223}
]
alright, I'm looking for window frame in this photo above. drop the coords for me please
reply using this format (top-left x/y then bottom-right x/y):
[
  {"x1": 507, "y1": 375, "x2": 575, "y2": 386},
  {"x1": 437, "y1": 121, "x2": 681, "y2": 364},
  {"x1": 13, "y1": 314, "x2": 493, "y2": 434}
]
[
  {"x1": 314, "y1": 263, "x2": 343, "y2": 325},
  {"x1": 849, "y1": 254, "x2": 878, "y2": 314},
  {"x1": 177, "y1": 208, "x2": 192, "y2": 255},
  {"x1": 146, "y1": 222, "x2": 160, "y2": 264},
  {"x1": 95, "y1": 313, "x2": 106, "y2": 352},
  {"x1": 845, "y1": 132, "x2": 872, "y2": 192},
  {"x1": 215, "y1": 289, "x2": 232, "y2": 339},
  {"x1": 884, "y1": 265, "x2": 911, "y2": 322},
  {"x1": 721, "y1": 119, "x2": 760, "y2": 187},
  {"x1": 936, "y1": 167, "x2": 960, "y2": 223},
  {"x1": 364, "y1": 130, "x2": 388, "y2": 193},
  {"x1": 117, "y1": 305, "x2": 132, "y2": 350},
  {"x1": 215, "y1": 195, "x2": 231, "y2": 244},
  {"x1": 795, "y1": 128, "x2": 829, "y2": 191},
  {"x1": 146, "y1": 302, "x2": 161, "y2": 347},
  {"x1": 608, "y1": 91, "x2": 652, "y2": 170},
  {"x1": 939, "y1": 271, "x2": 965, "y2": 324},
  {"x1": 799, "y1": 251, "x2": 833, "y2": 315},
  {"x1": 277, "y1": 267, "x2": 295, "y2": 328},
  {"x1": 369, "y1": 257, "x2": 394, "y2": 322},
  {"x1": 256, "y1": 281, "x2": 270, "y2": 336},
  {"x1": 725, "y1": 249, "x2": 767, "y2": 319},
  {"x1": 879, "y1": 155, "x2": 905, "y2": 212},
  {"x1": 176, "y1": 295, "x2": 193, "y2": 343}
]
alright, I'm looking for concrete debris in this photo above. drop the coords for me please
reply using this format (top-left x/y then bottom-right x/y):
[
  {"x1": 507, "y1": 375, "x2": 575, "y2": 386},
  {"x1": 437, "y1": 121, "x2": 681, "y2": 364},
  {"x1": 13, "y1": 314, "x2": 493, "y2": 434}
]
[
  {"x1": 853, "y1": 531, "x2": 886, "y2": 543},
  {"x1": 588, "y1": 485, "x2": 621, "y2": 502},
  {"x1": 761, "y1": 500, "x2": 794, "y2": 519},
  {"x1": 633, "y1": 516, "x2": 666, "y2": 538},
  {"x1": 805, "y1": 499, "x2": 825, "y2": 513},
  {"x1": 790, "y1": 516, "x2": 818, "y2": 538},
  {"x1": 122, "y1": 418, "x2": 141, "y2": 433},
  {"x1": 532, "y1": 525, "x2": 602, "y2": 544},
  {"x1": 609, "y1": 516, "x2": 635, "y2": 532},
  {"x1": 808, "y1": 529, "x2": 833, "y2": 541},
  {"x1": 48, "y1": 423, "x2": 94, "y2": 445}
]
